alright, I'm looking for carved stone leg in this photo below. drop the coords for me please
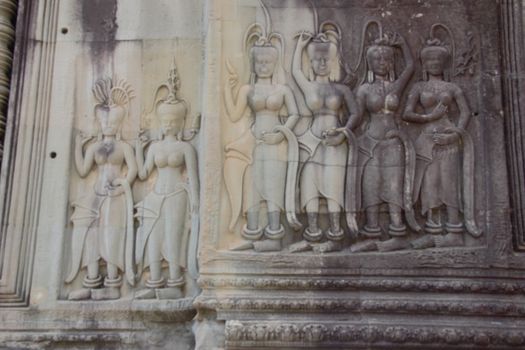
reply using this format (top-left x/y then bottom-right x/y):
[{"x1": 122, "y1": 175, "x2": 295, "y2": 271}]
[
  {"x1": 425, "y1": 209, "x2": 443, "y2": 233},
  {"x1": 314, "y1": 212, "x2": 344, "y2": 253},
  {"x1": 230, "y1": 224, "x2": 263, "y2": 251},
  {"x1": 92, "y1": 269, "x2": 122, "y2": 300},
  {"x1": 156, "y1": 277, "x2": 184, "y2": 299},
  {"x1": 304, "y1": 212, "x2": 322, "y2": 242},
  {"x1": 253, "y1": 222, "x2": 284, "y2": 252},
  {"x1": 68, "y1": 274, "x2": 103, "y2": 300},
  {"x1": 435, "y1": 222, "x2": 464, "y2": 248},
  {"x1": 412, "y1": 209, "x2": 442, "y2": 249},
  {"x1": 377, "y1": 224, "x2": 410, "y2": 252},
  {"x1": 136, "y1": 274, "x2": 165, "y2": 300},
  {"x1": 68, "y1": 261, "x2": 103, "y2": 300},
  {"x1": 352, "y1": 206, "x2": 382, "y2": 253}
]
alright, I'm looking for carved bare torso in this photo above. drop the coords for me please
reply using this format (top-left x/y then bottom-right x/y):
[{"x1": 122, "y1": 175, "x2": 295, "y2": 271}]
[
  {"x1": 93, "y1": 140, "x2": 127, "y2": 196},
  {"x1": 361, "y1": 81, "x2": 400, "y2": 139},
  {"x1": 247, "y1": 84, "x2": 286, "y2": 139},
  {"x1": 304, "y1": 82, "x2": 345, "y2": 136},
  {"x1": 152, "y1": 140, "x2": 187, "y2": 193},
  {"x1": 417, "y1": 80, "x2": 457, "y2": 132}
]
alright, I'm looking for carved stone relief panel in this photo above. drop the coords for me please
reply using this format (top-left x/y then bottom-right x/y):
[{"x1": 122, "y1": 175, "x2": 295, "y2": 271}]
[
  {"x1": 57, "y1": 0, "x2": 204, "y2": 302},
  {"x1": 212, "y1": 0, "x2": 494, "y2": 261},
  {"x1": 64, "y1": 62, "x2": 201, "y2": 301},
  {"x1": 196, "y1": 1, "x2": 514, "y2": 347}
]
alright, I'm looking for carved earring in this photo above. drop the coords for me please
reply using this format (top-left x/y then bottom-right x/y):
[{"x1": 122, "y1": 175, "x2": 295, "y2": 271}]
[
  {"x1": 388, "y1": 66, "x2": 395, "y2": 82},
  {"x1": 444, "y1": 69, "x2": 450, "y2": 82},
  {"x1": 367, "y1": 70, "x2": 375, "y2": 83},
  {"x1": 422, "y1": 69, "x2": 429, "y2": 81}
]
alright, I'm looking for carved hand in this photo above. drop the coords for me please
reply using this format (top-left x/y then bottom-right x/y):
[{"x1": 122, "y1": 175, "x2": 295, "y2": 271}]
[
  {"x1": 136, "y1": 131, "x2": 151, "y2": 149},
  {"x1": 226, "y1": 60, "x2": 239, "y2": 90},
  {"x1": 385, "y1": 129, "x2": 400, "y2": 139},
  {"x1": 262, "y1": 131, "x2": 285, "y2": 145},
  {"x1": 433, "y1": 132, "x2": 459, "y2": 145},
  {"x1": 392, "y1": 32, "x2": 407, "y2": 47},
  {"x1": 107, "y1": 180, "x2": 125, "y2": 196},
  {"x1": 429, "y1": 103, "x2": 448, "y2": 120},
  {"x1": 296, "y1": 31, "x2": 312, "y2": 49},
  {"x1": 323, "y1": 131, "x2": 346, "y2": 146}
]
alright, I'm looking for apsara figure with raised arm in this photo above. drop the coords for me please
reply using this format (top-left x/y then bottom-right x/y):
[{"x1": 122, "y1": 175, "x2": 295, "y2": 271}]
[
  {"x1": 134, "y1": 60, "x2": 200, "y2": 299},
  {"x1": 66, "y1": 78, "x2": 137, "y2": 300},
  {"x1": 224, "y1": 0, "x2": 301, "y2": 252},
  {"x1": 403, "y1": 24, "x2": 481, "y2": 248},
  {"x1": 289, "y1": 2, "x2": 360, "y2": 253},
  {"x1": 351, "y1": 21, "x2": 420, "y2": 253}
]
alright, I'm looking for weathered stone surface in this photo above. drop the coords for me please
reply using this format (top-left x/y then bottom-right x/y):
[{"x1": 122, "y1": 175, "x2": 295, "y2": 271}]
[{"x1": 0, "y1": 0, "x2": 524, "y2": 349}]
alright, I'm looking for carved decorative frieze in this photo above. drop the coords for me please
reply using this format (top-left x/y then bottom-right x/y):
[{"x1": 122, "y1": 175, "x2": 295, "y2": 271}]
[
  {"x1": 225, "y1": 321, "x2": 525, "y2": 348},
  {"x1": 198, "y1": 276, "x2": 525, "y2": 295},
  {"x1": 198, "y1": 297, "x2": 525, "y2": 317}
]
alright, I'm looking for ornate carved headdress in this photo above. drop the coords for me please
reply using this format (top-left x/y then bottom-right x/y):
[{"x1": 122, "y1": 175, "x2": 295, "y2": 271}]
[
  {"x1": 92, "y1": 77, "x2": 135, "y2": 140},
  {"x1": 355, "y1": 20, "x2": 399, "y2": 84},
  {"x1": 243, "y1": 0, "x2": 285, "y2": 84},
  {"x1": 155, "y1": 58, "x2": 188, "y2": 120},
  {"x1": 300, "y1": 0, "x2": 347, "y2": 83},
  {"x1": 421, "y1": 23, "x2": 455, "y2": 81}
]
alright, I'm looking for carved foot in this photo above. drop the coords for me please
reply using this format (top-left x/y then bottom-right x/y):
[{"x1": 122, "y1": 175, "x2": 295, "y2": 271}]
[
  {"x1": 312, "y1": 240, "x2": 342, "y2": 254},
  {"x1": 303, "y1": 227, "x2": 323, "y2": 243},
  {"x1": 350, "y1": 239, "x2": 378, "y2": 253},
  {"x1": 288, "y1": 240, "x2": 313, "y2": 253},
  {"x1": 435, "y1": 233, "x2": 464, "y2": 248},
  {"x1": 359, "y1": 225, "x2": 382, "y2": 239},
  {"x1": 425, "y1": 221, "x2": 443, "y2": 235},
  {"x1": 241, "y1": 225, "x2": 263, "y2": 240},
  {"x1": 229, "y1": 240, "x2": 255, "y2": 251},
  {"x1": 156, "y1": 287, "x2": 184, "y2": 300},
  {"x1": 91, "y1": 287, "x2": 120, "y2": 300},
  {"x1": 264, "y1": 225, "x2": 285, "y2": 240},
  {"x1": 377, "y1": 237, "x2": 411, "y2": 252},
  {"x1": 411, "y1": 234, "x2": 436, "y2": 250},
  {"x1": 68, "y1": 288, "x2": 92, "y2": 301},
  {"x1": 135, "y1": 288, "x2": 156, "y2": 299},
  {"x1": 253, "y1": 239, "x2": 281, "y2": 252}
]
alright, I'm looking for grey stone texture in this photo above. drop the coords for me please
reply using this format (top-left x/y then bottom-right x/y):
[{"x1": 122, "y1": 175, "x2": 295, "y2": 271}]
[{"x1": 0, "y1": 0, "x2": 524, "y2": 349}]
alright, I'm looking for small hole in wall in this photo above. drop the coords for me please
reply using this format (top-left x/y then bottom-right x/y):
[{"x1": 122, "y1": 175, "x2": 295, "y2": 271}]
[
  {"x1": 61, "y1": 27, "x2": 68, "y2": 34},
  {"x1": 50, "y1": 152, "x2": 57, "y2": 159}
]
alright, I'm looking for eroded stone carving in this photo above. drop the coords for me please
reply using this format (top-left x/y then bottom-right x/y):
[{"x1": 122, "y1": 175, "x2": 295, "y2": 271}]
[
  {"x1": 349, "y1": 21, "x2": 420, "y2": 253},
  {"x1": 289, "y1": 3, "x2": 360, "y2": 253},
  {"x1": 135, "y1": 60, "x2": 200, "y2": 299},
  {"x1": 224, "y1": 0, "x2": 301, "y2": 252},
  {"x1": 66, "y1": 77, "x2": 137, "y2": 300},
  {"x1": 404, "y1": 24, "x2": 481, "y2": 249}
]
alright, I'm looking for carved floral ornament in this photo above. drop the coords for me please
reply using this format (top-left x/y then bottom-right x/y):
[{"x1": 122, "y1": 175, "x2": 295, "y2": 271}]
[
  {"x1": 222, "y1": 0, "x2": 482, "y2": 255},
  {"x1": 225, "y1": 321, "x2": 524, "y2": 347},
  {"x1": 66, "y1": 59, "x2": 201, "y2": 301}
]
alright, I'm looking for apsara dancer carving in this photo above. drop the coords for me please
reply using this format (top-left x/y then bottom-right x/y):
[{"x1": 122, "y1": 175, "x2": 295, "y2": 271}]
[
  {"x1": 289, "y1": 0, "x2": 360, "y2": 253},
  {"x1": 66, "y1": 78, "x2": 137, "y2": 300},
  {"x1": 224, "y1": 0, "x2": 301, "y2": 252},
  {"x1": 135, "y1": 60, "x2": 200, "y2": 299},
  {"x1": 404, "y1": 24, "x2": 481, "y2": 249},
  {"x1": 350, "y1": 21, "x2": 421, "y2": 253}
]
